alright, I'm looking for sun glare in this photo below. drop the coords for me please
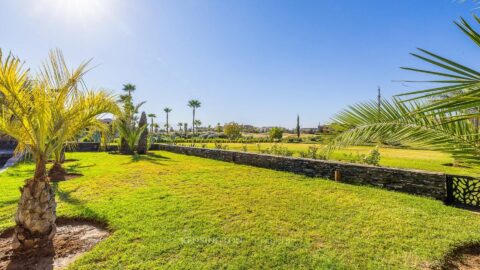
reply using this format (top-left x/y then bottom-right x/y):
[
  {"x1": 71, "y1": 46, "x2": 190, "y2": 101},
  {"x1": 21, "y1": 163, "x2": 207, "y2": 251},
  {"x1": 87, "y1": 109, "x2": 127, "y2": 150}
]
[{"x1": 31, "y1": 0, "x2": 113, "y2": 27}]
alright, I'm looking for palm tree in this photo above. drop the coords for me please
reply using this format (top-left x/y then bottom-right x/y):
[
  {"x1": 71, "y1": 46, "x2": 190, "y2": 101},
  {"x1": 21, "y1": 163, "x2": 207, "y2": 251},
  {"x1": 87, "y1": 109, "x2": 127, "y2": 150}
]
[
  {"x1": 117, "y1": 97, "x2": 146, "y2": 155},
  {"x1": 187, "y1": 100, "x2": 201, "y2": 135},
  {"x1": 328, "y1": 16, "x2": 480, "y2": 165},
  {"x1": 328, "y1": 98, "x2": 480, "y2": 165},
  {"x1": 398, "y1": 16, "x2": 480, "y2": 120},
  {"x1": 117, "y1": 119, "x2": 146, "y2": 155},
  {"x1": 0, "y1": 50, "x2": 118, "y2": 250},
  {"x1": 177, "y1": 122, "x2": 183, "y2": 132},
  {"x1": 122, "y1": 83, "x2": 136, "y2": 97},
  {"x1": 164, "y1": 108, "x2": 172, "y2": 134},
  {"x1": 194, "y1": 119, "x2": 202, "y2": 131},
  {"x1": 147, "y1": 113, "x2": 156, "y2": 133},
  {"x1": 48, "y1": 90, "x2": 118, "y2": 181}
]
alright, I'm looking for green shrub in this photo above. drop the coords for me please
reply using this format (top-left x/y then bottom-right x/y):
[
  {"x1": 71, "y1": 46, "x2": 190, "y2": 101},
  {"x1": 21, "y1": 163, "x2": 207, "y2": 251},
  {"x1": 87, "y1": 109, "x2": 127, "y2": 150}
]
[
  {"x1": 269, "y1": 127, "x2": 283, "y2": 141},
  {"x1": 286, "y1": 137, "x2": 302, "y2": 143},
  {"x1": 224, "y1": 122, "x2": 242, "y2": 139},
  {"x1": 260, "y1": 144, "x2": 293, "y2": 157},
  {"x1": 363, "y1": 146, "x2": 381, "y2": 166},
  {"x1": 241, "y1": 144, "x2": 248, "y2": 152},
  {"x1": 299, "y1": 145, "x2": 325, "y2": 160},
  {"x1": 342, "y1": 152, "x2": 363, "y2": 163}
]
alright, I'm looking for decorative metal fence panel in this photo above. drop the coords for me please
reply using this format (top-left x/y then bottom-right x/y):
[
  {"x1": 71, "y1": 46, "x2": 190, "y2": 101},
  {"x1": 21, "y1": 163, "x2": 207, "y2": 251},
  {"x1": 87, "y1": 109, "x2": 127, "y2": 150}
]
[{"x1": 446, "y1": 175, "x2": 480, "y2": 208}]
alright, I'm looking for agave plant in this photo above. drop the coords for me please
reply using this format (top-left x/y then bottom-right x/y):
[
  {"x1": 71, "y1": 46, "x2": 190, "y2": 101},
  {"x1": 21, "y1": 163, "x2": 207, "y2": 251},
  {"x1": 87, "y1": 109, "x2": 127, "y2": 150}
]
[
  {"x1": 0, "y1": 49, "x2": 118, "y2": 251},
  {"x1": 328, "y1": 98, "x2": 480, "y2": 165}
]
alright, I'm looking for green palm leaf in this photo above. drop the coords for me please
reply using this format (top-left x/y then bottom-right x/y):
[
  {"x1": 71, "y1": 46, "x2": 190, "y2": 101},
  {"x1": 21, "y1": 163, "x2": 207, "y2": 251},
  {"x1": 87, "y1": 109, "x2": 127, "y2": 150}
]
[
  {"x1": 398, "y1": 16, "x2": 480, "y2": 117},
  {"x1": 327, "y1": 99, "x2": 480, "y2": 165}
]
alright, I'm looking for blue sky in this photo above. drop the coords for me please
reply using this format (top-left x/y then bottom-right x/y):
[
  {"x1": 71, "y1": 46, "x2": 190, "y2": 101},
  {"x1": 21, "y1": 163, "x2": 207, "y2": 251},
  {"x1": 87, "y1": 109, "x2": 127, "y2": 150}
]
[{"x1": 0, "y1": 0, "x2": 478, "y2": 128}]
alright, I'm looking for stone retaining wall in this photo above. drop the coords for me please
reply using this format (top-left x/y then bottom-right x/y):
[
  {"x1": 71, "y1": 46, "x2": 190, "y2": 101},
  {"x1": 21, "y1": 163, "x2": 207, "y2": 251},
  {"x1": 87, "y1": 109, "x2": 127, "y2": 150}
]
[{"x1": 157, "y1": 144, "x2": 447, "y2": 200}]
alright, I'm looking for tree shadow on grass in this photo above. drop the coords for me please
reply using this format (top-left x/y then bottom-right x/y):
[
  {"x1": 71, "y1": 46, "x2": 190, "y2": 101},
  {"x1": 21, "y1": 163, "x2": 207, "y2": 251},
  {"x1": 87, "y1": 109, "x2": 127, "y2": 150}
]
[
  {"x1": 65, "y1": 163, "x2": 96, "y2": 174},
  {"x1": 122, "y1": 152, "x2": 171, "y2": 165},
  {"x1": 51, "y1": 182, "x2": 103, "y2": 222},
  {"x1": 0, "y1": 199, "x2": 20, "y2": 208}
]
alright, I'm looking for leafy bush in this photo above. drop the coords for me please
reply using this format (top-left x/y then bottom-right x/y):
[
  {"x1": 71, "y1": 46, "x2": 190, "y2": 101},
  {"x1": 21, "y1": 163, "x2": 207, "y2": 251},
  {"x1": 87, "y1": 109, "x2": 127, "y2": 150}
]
[
  {"x1": 241, "y1": 144, "x2": 248, "y2": 152},
  {"x1": 342, "y1": 152, "x2": 363, "y2": 163},
  {"x1": 363, "y1": 146, "x2": 381, "y2": 166},
  {"x1": 214, "y1": 142, "x2": 229, "y2": 150},
  {"x1": 259, "y1": 144, "x2": 293, "y2": 157},
  {"x1": 286, "y1": 137, "x2": 302, "y2": 143},
  {"x1": 298, "y1": 145, "x2": 325, "y2": 160},
  {"x1": 269, "y1": 127, "x2": 283, "y2": 141},
  {"x1": 224, "y1": 122, "x2": 242, "y2": 139}
]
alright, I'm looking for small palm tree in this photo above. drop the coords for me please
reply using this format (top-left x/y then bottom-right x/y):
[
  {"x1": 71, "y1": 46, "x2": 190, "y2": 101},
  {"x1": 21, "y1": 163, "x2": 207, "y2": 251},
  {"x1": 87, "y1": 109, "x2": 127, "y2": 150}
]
[
  {"x1": 0, "y1": 50, "x2": 118, "y2": 250},
  {"x1": 147, "y1": 113, "x2": 156, "y2": 133},
  {"x1": 117, "y1": 95, "x2": 146, "y2": 154},
  {"x1": 187, "y1": 100, "x2": 201, "y2": 135},
  {"x1": 164, "y1": 108, "x2": 172, "y2": 134},
  {"x1": 194, "y1": 119, "x2": 202, "y2": 131},
  {"x1": 117, "y1": 120, "x2": 146, "y2": 155},
  {"x1": 177, "y1": 122, "x2": 183, "y2": 132},
  {"x1": 122, "y1": 83, "x2": 136, "y2": 97}
]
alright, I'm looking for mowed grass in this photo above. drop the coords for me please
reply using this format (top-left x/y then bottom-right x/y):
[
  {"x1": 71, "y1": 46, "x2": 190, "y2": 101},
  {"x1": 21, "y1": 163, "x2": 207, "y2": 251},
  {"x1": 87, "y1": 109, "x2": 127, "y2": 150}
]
[
  {"x1": 184, "y1": 143, "x2": 480, "y2": 176},
  {"x1": 1, "y1": 152, "x2": 480, "y2": 269}
]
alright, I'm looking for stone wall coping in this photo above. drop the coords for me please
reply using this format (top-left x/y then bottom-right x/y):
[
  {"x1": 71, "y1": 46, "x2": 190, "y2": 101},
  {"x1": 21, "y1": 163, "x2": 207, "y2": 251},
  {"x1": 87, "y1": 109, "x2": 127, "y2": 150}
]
[{"x1": 159, "y1": 144, "x2": 447, "y2": 177}]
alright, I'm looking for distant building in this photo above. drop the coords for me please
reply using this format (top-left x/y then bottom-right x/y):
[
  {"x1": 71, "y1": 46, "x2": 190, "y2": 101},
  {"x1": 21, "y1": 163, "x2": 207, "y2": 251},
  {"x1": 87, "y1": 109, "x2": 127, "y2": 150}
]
[
  {"x1": 300, "y1": 128, "x2": 317, "y2": 134},
  {"x1": 241, "y1": 125, "x2": 259, "y2": 133}
]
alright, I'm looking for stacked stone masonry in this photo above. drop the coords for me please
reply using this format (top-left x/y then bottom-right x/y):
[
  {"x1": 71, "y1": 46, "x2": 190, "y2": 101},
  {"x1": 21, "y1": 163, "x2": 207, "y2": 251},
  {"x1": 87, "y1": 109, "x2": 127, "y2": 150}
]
[{"x1": 157, "y1": 144, "x2": 447, "y2": 200}]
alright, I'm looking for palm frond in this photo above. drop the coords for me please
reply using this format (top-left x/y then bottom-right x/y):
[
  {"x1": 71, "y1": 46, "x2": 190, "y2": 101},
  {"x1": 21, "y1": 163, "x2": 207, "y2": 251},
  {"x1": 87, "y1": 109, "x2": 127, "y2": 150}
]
[
  {"x1": 328, "y1": 99, "x2": 480, "y2": 165},
  {"x1": 398, "y1": 16, "x2": 480, "y2": 117}
]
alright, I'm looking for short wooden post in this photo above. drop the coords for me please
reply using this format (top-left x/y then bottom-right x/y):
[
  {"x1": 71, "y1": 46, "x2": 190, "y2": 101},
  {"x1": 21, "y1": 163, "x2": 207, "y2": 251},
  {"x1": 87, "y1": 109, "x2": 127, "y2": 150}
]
[{"x1": 334, "y1": 169, "x2": 341, "y2": 182}]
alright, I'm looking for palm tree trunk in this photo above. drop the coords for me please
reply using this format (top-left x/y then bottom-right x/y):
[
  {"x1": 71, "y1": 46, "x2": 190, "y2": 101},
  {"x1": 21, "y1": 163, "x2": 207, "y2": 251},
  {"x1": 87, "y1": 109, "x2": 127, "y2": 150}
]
[
  {"x1": 12, "y1": 154, "x2": 57, "y2": 251},
  {"x1": 48, "y1": 162, "x2": 67, "y2": 181},
  {"x1": 166, "y1": 113, "x2": 169, "y2": 134},
  {"x1": 192, "y1": 109, "x2": 195, "y2": 135}
]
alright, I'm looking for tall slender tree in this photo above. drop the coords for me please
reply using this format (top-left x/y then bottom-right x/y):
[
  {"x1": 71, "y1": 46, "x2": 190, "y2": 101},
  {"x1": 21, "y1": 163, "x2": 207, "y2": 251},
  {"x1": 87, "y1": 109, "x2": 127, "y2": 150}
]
[
  {"x1": 147, "y1": 113, "x2": 156, "y2": 133},
  {"x1": 122, "y1": 83, "x2": 136, "y2": 97},
  {"x1": 187, "y1": 100, "x2": 201, "y2": 135},
  {"x1": 152, "y1": 123, "x2": 159, "y2": 133},
  {"x1": 0, "y1": 50, "x2": 118, "y2": 251},
  {"x1": 137, "y1": 111, "x2": 149, "y2": 154},
  {"x1": 184, "y1": 122, "x2": 188, "y2": 136},
  {"x1": 296, "y1": 114, "x2": 301, "y2": 138},
  {"x1": 164, "y1": 108, "x2": 172, "y2": 134}
]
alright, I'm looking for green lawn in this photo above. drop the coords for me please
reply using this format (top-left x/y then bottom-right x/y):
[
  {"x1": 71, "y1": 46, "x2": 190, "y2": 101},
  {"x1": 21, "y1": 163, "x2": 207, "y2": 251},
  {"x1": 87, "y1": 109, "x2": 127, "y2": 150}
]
[
  {"x1": 1, "y1": 152, "x2": 479, "y2": 269},
  {"x1": 180, "y1": 142, "x2": 480, "y2": 176}
]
